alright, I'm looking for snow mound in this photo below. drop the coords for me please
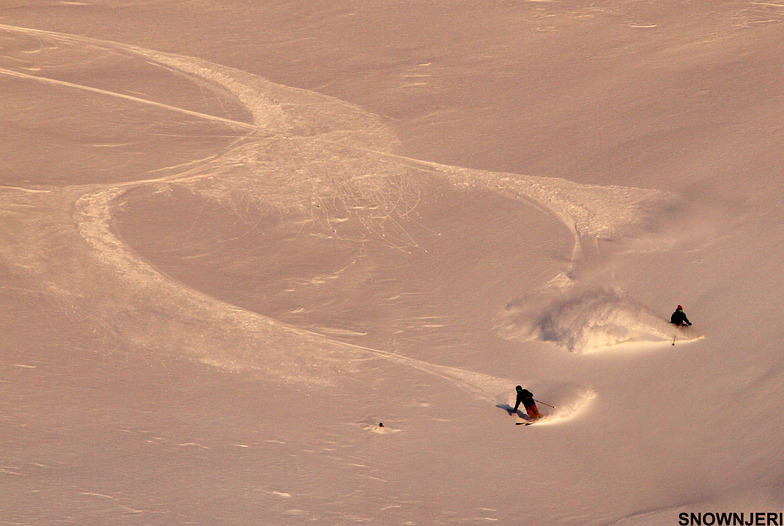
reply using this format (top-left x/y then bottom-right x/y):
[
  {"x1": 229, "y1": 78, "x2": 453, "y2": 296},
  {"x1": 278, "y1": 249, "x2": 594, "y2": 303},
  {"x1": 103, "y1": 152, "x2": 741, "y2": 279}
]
[
  {"x1": 360, "y1": 422, "x2": 401, "y2": 435},
  {"x1": 497, "y1": 284, "x2": 702, "y2": 353}
]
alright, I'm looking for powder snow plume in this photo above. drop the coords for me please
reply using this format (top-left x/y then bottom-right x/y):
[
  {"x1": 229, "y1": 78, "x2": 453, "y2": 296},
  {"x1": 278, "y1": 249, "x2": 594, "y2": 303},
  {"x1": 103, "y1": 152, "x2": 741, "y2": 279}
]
[{"x1": 496, "y1": 280, "x2": 698, "y2": 352}]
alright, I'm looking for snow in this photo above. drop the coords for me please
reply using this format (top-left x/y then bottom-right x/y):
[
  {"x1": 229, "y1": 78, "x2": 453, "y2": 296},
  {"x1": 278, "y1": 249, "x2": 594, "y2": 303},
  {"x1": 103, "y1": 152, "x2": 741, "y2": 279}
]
[{"x1": 2, "y1": 1, "x2": 783, "y2": 524}]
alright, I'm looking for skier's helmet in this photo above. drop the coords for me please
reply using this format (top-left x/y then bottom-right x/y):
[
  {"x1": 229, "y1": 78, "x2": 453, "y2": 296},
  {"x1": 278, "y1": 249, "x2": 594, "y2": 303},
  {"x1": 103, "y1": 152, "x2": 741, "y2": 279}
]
[
  {"x1": 516, "y1": 385, "x2": 523, "y2": 392},
  {"x1": 677, "y1": 305, "x2": 683, "y2": 310}
]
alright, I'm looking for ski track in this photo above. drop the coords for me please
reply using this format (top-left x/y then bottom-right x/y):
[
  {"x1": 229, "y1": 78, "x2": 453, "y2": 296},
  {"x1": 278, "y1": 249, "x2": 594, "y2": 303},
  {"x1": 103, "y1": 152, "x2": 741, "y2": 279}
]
[
  {"x1": 0, "y1": 23, "x2": 674, "y2": 410},
  {"x1": 0, "y1": 65, "x2": 259, "y2": 131}
]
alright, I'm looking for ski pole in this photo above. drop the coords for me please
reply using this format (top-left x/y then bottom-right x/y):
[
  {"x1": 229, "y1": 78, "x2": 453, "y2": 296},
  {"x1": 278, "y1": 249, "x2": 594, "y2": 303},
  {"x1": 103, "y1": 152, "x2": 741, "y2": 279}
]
[
  {"x1": 535, "y1": 399, "x2": 555, "y2": 408},
  {"x1": 672, "y1": 334, "x2": 676, "y2": 346}
]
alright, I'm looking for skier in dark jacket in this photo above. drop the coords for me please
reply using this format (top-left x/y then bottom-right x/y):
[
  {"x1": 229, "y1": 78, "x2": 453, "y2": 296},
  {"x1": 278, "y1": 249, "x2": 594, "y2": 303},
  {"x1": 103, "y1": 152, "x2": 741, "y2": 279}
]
[
  {"x1": 512, "y1": 385, "x2": 540, "y2": 420},
  {"x1": 670, "y1": 305, "x2": 692, "y2": 326}
]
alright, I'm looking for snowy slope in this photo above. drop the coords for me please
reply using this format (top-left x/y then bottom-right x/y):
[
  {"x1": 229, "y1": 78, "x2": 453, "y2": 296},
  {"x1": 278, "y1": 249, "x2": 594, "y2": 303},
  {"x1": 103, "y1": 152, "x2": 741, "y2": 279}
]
[{"x1": 1, "y1": 1, "x2": 783, "y2": 524}]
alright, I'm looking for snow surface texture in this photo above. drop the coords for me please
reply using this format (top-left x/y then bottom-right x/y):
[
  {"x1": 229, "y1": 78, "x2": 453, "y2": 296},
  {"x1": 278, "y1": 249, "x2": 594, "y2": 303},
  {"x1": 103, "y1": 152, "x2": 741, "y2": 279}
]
[
  {"x1": 2, "y1": 2, "x2": 783, "y2": 524},
  {"x1": 1, "y1": 20, "x2": 595, "y2": 432},
  {"x1": 2, "y1": 23, "x2": 684, "y2": 359}
]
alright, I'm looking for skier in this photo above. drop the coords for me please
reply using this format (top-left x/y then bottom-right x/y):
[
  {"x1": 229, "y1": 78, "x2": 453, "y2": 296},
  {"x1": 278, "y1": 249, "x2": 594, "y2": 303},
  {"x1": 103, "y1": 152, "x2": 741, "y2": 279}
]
[
  {"x1": 512, "y1": 385, "x2": 540, "y2": 420},
  {"x1": 670, "y1": 305, "x2": 692, "y2": 326}
]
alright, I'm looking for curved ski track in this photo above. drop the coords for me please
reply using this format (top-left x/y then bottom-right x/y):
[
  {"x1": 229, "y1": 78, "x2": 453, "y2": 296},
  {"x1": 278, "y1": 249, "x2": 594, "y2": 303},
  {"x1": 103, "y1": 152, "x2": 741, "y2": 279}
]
[{"x1": 0, "y1": 23, "x2": 671, "y2": 410}]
